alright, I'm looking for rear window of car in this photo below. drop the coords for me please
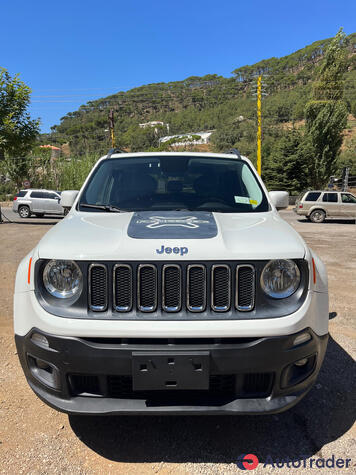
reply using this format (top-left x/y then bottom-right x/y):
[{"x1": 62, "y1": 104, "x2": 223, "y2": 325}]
[
  {"x1": 341, "y1": 193, "x2": 356, "y2": 203},
  {"x1": 30, "y1": 191, "x2": 45, "y2": 198},
  {"x1": 322, "y1": 193, "x2": 338, "y2": 203},
  {"x1": 304, "y1": 192, "x2": 321, "y2": 201},
  {"x1": 16, "y1": 191, "x2": 27, "y2": 198},
  {"x1": 46, "y1": 193, "x2": 58, "y2": 199}
]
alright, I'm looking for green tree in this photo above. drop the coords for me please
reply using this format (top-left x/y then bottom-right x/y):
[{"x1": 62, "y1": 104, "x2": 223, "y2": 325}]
[
  {"x1": 304, "y1": 29, "x2": 349, "y2": 188},
  {"x1": 337, "y1": 137, "x2": 356, "y2": 175},
  {"x1": 263, "y1": 130, "x2": 308, "y2": 193},
  {"x1": 0, "y1": 68, "x2": 39, "y2": 158},
  {"x1": 211, "y1": 123, "x2": 243, "y2": 151}
]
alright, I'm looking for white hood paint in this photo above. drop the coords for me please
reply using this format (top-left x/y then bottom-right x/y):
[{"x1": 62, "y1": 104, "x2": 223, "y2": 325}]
[{"x1": 37, "y1": 210, "x2": 306, "y2": 261}]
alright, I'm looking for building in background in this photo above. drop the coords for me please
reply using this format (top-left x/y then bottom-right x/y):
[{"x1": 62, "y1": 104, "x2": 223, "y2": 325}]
[
  {"x1": 139, "y1": 121, "x2": 170, "y2": 134},
  {"x1": 159, "y1": 130, "x2": 214, "y2": 147}
]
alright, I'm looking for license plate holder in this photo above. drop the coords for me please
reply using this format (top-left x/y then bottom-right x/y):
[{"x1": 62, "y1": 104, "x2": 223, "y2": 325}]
[{"x1": 132, "y1": 351, "x2": 210, "y2": 390}]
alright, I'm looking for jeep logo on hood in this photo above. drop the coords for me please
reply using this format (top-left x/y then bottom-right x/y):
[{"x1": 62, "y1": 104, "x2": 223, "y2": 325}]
[
  {"x1": 140, "y1": 216, "x2": 207, "y2": 229},
  {"x1": 156, "y1": 245, "x2": 188, "y2": 256},
  {"x1": 127, "y1": 211, "x2": 218, "y2": 239}
]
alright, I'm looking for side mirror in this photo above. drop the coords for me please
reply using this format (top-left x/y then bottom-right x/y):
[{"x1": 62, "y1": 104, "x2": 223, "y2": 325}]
[
  {"x1": 60, "y1": 190, "x2": 79, "y2": 211},
  {"x1": 269, "y1": 191, "x2": 289, "y2": 210}
]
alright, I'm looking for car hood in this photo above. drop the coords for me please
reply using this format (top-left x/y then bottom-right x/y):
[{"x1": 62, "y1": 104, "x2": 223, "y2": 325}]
[{"x1": 37, "y1": 210, "x2": 306, "y2": 261}]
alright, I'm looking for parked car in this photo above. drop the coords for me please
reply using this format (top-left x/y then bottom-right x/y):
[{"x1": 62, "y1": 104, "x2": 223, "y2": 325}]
[
  {"x1": 13, "y1": 189, "x2": 64, "y2": 218},
  {"x1": 294, "y1": 190, "x2": 356, "y2": 223},
  {"x1": 14, "y1": 150, "x2": 328, "y2": 415}
]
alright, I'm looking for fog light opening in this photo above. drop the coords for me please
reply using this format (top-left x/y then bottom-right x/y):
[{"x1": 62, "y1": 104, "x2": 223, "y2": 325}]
[
  {"x1": 27, "y1": 354, "x2": 61, "y2": 390},
  {"x1": 35, "y1": 358, "x2": 53, "y2": 372},
  {"x1": 31, "y1": 332, "x2": 49, "y2": 348},
  {"x1": 294, "y1": 358, "x2": 308, "y2": 367}
]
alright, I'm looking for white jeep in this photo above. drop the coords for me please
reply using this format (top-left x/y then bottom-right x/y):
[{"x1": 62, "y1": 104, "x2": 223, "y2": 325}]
[{"x1": 14, "y1": 150, "x2": 329, "y2": 415}]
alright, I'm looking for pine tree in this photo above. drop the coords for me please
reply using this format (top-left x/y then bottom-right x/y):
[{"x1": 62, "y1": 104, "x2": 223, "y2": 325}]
[{"x1": 304, "y1": 29, "x2": 349, "y2": 188}]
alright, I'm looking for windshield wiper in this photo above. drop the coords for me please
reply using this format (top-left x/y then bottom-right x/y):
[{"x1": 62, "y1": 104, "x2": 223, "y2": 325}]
[{"x1": 80, "y1": 204, "x2": 124, "y2": 213}]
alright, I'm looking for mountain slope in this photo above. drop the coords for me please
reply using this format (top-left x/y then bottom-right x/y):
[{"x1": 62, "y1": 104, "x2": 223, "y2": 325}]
[{"x1": 47, "y1": 33, "x2": 356, "y2": 157}]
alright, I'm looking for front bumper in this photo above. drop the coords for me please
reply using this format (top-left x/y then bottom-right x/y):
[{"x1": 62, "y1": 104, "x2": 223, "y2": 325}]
[{"x1": 15, "y1": 328, "x2": 328, "y2": 415}]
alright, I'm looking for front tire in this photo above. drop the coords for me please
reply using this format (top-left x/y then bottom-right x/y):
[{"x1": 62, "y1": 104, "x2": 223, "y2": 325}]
[
  {"x1": 18, "y1": 205, "x2": 31, "y2": 218},
  {"x1": 309, "y1": 209, "x2": 326, "y2": 223}
]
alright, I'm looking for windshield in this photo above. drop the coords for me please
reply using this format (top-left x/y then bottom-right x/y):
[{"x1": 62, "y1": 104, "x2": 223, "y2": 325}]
[{"x1": 78, "y1": 156, "x2": 269, "y2": 213}]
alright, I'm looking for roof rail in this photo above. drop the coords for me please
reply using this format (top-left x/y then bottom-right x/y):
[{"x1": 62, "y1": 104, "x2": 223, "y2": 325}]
[
  {"x1": 106, "y1": 148, "x2": 125, "y2": 158},
  {"x1": 226, "y1": 148, "x2": 242, "y2": 159}
]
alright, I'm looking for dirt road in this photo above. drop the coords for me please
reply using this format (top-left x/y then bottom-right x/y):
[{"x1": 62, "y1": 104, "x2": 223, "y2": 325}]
[{"x1": 0, "y1": 209, "x2": 355, "y2": 474}]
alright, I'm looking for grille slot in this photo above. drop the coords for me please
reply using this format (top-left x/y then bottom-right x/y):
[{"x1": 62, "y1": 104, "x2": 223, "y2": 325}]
[
  {"x1": 89, "y1": 264, "x2": 108, "y2": 311},
  {"x1": 113, "y1": 264, "x2": 132, "y2": 312},
  {"x1": 187, "y1": 265, "x2": 207, "y2": 312},
  {"x1": 211, "y1": 265, "x2": 231, "y2": 311},
  {"x1": 243, "y1": 373, "x2": 273, "y2": 396},
  {"x1": 138, "y1": 264, "x2": 157, "y2": 312},
  {"x1": 236, "y1": 265, "x2": 255, "y2": 311},
  {"x1": 162, "y1": 265, "x2": 182, "y2": 312},
  {"x1": 69, "y1": 374, "x2": 101, "y2": 396}
]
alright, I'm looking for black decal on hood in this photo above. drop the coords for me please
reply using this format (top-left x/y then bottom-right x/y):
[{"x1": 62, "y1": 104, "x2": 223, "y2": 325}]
[{"x1": 127, "y1": 211, "x2": 218, "y2": 239}]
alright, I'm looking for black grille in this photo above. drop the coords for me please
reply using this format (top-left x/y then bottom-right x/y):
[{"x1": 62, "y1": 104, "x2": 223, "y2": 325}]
[
  {"x1": 187, "y1": 265, "x2": 206, "y2": 311},
  {"x1": 89, "y1": 264, "x2": 108, "y2": 311},
  {"x1": 236, "y1": 265, "x2": 255, "y2": 311},
  {"x1": 212, "y1": 265, "x2": 231, "y2": 311},
  {"x1": 243, "y1": 373, "x2": 272, "y2": 396},
  {"x1": 69, "y1": 373, "x2": 273, "y2": 399},
  {"x1": 87, "y1": 262, "x2": 256, "y2": 314},
  {"x1": 163, "y1": 265, "x2": 182, "y2": 312},
  {"x1": 114, "y1": 265, "x2": 132, "y2": 312},
  {"x1": 138, "y1": 265, "x2": 157, "y2": 312},
  {"x1": 69, "y1": 374, "x2": 101, "y2": 395}
]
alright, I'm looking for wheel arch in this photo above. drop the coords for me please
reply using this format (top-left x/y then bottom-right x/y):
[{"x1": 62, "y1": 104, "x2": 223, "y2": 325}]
[{"x1": 307, "y1": 206, "x2": 327, "y2": 217}]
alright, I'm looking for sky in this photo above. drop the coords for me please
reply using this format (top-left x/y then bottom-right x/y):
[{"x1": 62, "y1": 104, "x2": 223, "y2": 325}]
[{"x1": 1, "y1": 0, "x2": 355, "y2": 133}]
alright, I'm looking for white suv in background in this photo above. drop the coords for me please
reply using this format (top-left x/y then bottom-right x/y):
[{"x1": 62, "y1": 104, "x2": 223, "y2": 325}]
[
  {"x1": 13, "y1": 189, "x2": 65, "y2": 218},
  {"x1": 294, "y1": 190, "x2": 356, "y2": 223}
]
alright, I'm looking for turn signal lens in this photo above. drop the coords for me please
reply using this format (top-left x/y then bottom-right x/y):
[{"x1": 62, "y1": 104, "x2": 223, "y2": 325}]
[
  {"x1": 31, "y1": 332, "x2": 49, "y2": 348},
  {"x1": 28, "y1": 257, "x2": 32, "y2": 284},
  {"x1": 312, "y1": 258, "x2": 316, "y2": 284},
  {"x1": 293, "y1": 332, "x2": 311, "y2": 346}
]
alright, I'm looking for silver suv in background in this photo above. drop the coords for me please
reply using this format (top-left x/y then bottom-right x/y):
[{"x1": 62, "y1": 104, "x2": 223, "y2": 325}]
[
  {"x1": 295, "y1": 190, "x2": 356, "y2": 222},
  {"x1": 13, "y1": 189, "x2": 65, "y2": 218}
]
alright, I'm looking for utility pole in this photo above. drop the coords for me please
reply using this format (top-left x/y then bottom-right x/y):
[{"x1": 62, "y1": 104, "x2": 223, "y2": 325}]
[
  {"x1": 256, "y1": 75, "x2": 262, "y2": 176},
  {"x1": 108, "y1": 109, "x2": 116, "y2": 148},
  {"x1": 342, "y1": 167, "x2": 350, "y2": 191}
]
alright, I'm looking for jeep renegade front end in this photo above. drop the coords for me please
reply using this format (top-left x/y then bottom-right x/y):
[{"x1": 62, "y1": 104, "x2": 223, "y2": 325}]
[{"x1": 14, "y1": 151, "x2": 329, "y2": 415}]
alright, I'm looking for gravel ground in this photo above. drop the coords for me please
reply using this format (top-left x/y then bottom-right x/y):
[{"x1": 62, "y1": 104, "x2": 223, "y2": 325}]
[{"x1": 0, "y1": 208, "x2": 355, "y2": 474}]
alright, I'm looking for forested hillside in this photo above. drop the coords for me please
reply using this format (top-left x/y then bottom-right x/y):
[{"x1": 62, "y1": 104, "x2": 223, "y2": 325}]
[{"x1": 45, "y1": 33, "x2": 356, "y2": 191}]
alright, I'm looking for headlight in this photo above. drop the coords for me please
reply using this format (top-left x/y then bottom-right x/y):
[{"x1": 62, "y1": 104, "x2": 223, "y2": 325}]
[
  {"x1": 43, "y1": 260, "x2": 82, "y2": 299},
  {"x1": 260, "y1": 259, "x2": 300, "y2": 299}
]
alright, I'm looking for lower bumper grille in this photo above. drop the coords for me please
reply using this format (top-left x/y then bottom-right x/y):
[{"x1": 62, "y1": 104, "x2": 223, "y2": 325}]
[{"x1": 69, "y1": 373, "x2": 273, "y2": 399}]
